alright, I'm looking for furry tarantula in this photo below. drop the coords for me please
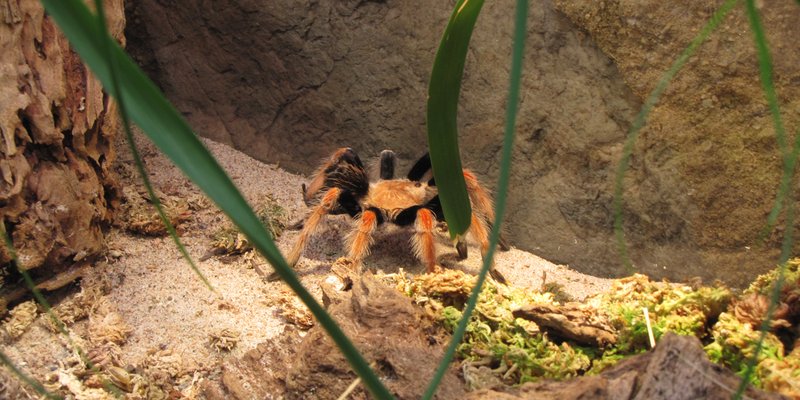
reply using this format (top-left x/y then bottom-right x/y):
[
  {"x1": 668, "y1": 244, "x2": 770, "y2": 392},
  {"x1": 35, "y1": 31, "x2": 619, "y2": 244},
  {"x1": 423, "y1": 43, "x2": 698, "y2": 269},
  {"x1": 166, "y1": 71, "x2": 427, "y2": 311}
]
[{"x1": 286, "y1": 147, "x2": 507, "y2": 280}]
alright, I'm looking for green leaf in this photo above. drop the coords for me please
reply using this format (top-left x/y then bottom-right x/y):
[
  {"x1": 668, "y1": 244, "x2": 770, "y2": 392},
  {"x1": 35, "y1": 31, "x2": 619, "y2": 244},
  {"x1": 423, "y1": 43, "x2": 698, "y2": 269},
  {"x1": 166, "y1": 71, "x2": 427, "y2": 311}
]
[
  {"x1": 427, "y1": 0, "x2": 485, "y2": 240},
  {"x1": 423, "y1": 0, "x2": 527, "y2": 398},
  {"x1": 89, "y1": 0, "x2": 214, "y2": 292},
  {"x1": 40, "y1": 1, "x2": 393, "y2": 398}
]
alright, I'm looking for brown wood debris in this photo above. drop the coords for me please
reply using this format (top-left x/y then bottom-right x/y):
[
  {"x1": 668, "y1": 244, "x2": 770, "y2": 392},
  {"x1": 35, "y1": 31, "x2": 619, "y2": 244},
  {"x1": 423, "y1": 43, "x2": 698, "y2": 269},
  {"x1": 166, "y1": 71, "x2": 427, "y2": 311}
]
[{"x1": 513, "y1": 302, "x2": 617, "y2": 347}]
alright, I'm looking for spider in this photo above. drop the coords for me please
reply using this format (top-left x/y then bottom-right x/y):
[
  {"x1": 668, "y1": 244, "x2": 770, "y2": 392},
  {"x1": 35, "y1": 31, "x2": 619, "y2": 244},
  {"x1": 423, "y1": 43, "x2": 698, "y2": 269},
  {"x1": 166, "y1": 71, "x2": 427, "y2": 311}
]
[{"x1": 286, "y1": 147, "x2": 507, "y2": 281}]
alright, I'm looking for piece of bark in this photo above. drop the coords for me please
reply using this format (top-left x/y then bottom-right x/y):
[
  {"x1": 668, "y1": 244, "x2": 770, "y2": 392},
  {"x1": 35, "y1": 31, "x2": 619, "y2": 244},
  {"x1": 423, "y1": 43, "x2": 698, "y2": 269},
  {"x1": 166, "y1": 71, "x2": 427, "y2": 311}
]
[
  {"x1": 204, "y1": 272, "x2": 466, "y2": 399},
  {"x1": 0, "y1": 1, "x2": 123, "y2": 277},
  {"x1": 513, "y1": 302, "x2": 617, "y2": 347}
]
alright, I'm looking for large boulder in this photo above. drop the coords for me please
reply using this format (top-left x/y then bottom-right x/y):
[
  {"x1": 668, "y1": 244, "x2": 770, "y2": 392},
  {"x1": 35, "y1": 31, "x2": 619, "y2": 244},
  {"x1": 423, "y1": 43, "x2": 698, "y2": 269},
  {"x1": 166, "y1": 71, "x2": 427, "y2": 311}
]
[{"x1": 124, "y1": 0, "x2": 799, "y2": 287}]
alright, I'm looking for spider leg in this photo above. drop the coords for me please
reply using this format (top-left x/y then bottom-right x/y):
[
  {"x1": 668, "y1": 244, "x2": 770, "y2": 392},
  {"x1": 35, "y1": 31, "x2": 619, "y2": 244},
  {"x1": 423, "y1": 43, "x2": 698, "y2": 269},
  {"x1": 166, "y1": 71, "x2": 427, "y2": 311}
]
[
  {"x1": 379, "y1": 150, "x2": 396, "y2": 180},
  {"x1": 407, "y1": 152, "x2": 435, "y2": 185},
  {"x1": 411, "y1": 208, "x2": 439, "y2": 273},
  {"x1": 303, "y1": 148, "x2": 369, "y2": 214},
  {"x1": 467, "y1": 214, "x2": 508, "y2": 283},
  {"x1": 463, "y1": 169, "x2": 510, "y2": 251},
  {"x1": 463, "y1": 170, "x2": 494, "y2": 221},
  {"x1": 347, "y1": 207, "x2": 383, "y2": 270},
  {"x1": 463, "y1": 170, "x2": 508, "y2": 283},
  {"x1": 420, "y1": 194, "x2": 469, "y2": 259},
  {"x1": 287, "y1": 187, "x2": 342, "y2": 267}
]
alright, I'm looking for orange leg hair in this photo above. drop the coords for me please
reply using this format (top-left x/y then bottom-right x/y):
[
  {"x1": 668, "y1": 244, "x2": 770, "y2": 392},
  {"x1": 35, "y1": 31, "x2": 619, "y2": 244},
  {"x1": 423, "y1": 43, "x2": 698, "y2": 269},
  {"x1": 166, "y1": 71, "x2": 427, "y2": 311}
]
[
  {"x1": 463, "y1": 170, "x2": 495, "y2": 221},
  {"x1": 412, "y1": 208, "x2": 438, "y2": 273},
  {"x1": 287, "y1": 187, "x2": 341, "y2": 267},
  {"x1": 464, "y1": 169, "x2": 510, "y2": 251},
  {"x1": 464, "y1": 173, "x2": 508, "y2": 282},
  {"x1": 347, "y1": 209, "x2": 379, "y2": 269},
  {"x1": 468, "y1": 213, "x2": 490, "y2": 259},
  {"x1": 468, "y1": 213, "x2": 507, "y2": 283}
]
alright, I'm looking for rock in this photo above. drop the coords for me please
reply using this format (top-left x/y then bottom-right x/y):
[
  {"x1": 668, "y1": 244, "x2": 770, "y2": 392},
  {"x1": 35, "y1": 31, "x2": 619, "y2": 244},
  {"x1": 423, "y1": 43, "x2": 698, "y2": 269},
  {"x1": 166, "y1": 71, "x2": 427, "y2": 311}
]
[{"x1": 124, "y1": 0, "x2": 800, "y2": 287}]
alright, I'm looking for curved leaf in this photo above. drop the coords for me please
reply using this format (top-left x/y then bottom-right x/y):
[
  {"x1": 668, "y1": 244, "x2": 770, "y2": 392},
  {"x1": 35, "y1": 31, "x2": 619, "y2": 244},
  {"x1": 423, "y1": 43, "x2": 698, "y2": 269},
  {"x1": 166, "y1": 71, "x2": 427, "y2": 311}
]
[{"x1": 427, "y1": 0, "x2": 485, "y2": 240}]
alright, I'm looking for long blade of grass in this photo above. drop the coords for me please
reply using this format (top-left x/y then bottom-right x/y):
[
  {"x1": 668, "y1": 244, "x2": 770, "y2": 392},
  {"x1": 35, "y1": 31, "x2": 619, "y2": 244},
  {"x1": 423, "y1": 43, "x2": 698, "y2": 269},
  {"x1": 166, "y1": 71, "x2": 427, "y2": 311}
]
[
  {"x1": 735, "y1": 0, "x2": 795, "y2": 396},
  {"x1": 91, "y1": 0, "x2": 213, "y2": 292},
  {"x1": 422, "y1": 0, "x2": 527, "y2": 398},
  {"x1": 427, "y1": 0, "x2": 485, "y2": 240},
  {"x1": 0, "y1": 350, "x2": 61, "y2": 400},
  {"x1": 753, "y1": 0, "x2": 792, "y2": 240},
  {"x1": 613, "y1": 0, "x2": 738, "y2": 271},
  {"x1": 761, "y1": 131, "x2": 800, "y2": 241},
  {"x1": 1, "y1": 225, "x2": 123, "y2": 397},
  {"x1": 40, "y1": 1, "x2": 392, "y2": 398}
]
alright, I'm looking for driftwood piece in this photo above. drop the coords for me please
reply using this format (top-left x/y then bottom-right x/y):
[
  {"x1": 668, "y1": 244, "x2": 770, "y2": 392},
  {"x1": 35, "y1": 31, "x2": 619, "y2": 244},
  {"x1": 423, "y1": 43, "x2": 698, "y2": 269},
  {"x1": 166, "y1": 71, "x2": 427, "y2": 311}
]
[
  {"x1": 467, "y1": 333, "x2": 785, "y2": 400},
  {"x1": 204, "y1": 272, "x2": 466, "y2": 399},
  {"x1": 0, "y1": 0, "x2": 123, "y2": 293},
  {"x1": 0, "y1": 261, "x2": 92, "y2": 313},
  {"x1": 1, "y1": 0, "x2": 123, "y2": 269},
  {"x1": 513, "y1": 302, "x2": 617, "y2": 347}
]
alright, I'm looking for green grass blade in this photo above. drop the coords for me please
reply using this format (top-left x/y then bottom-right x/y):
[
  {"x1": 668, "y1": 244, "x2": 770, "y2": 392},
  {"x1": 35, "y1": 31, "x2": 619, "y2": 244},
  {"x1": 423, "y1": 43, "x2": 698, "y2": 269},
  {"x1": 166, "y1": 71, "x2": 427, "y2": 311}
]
[
  {"x1": 91, "y1": 0, "x2": 213, "y2": 292},
  {"x1": 427, "y1": 0, "x2": 485, "y2": 240},
  {"x1": 735, "y1": 0, "x2": 794, "y2": 396},
  {"x1": 761, "y1": 131, "x2": 800, "y2": 241},
  {"x1": 613, "y1": 0, "x2": 738, "y2": 271},
  {"x1": 40, "y1": 1, "x2": 393, "y2": 398},
  {"x1": 1, "y1": 224, "x2": 123, "y2": 397},
  {"x1": 0, "y1": 350, "x2": 61, "y2": 400},
  {"x1": 422, "y1": 0, "x2": 527, "y2": 398},
  {"x1": 752, "y1": 0, "x2": 792, "y2": 241}
]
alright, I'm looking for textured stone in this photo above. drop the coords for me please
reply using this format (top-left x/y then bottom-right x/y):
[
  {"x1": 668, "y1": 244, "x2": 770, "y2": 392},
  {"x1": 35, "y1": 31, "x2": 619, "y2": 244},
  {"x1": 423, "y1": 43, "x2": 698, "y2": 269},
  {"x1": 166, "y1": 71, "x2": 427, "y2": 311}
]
[{"x1": 125, "y1": 0, "x2": 800, "y2": 286}]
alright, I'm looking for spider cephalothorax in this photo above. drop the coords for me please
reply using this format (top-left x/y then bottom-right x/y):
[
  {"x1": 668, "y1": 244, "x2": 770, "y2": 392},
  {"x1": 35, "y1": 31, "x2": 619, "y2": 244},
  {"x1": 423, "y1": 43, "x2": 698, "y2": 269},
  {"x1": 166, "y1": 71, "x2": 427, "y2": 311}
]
[{"x1": 287, "y1": 147, "x2": 506, "y2": 281}]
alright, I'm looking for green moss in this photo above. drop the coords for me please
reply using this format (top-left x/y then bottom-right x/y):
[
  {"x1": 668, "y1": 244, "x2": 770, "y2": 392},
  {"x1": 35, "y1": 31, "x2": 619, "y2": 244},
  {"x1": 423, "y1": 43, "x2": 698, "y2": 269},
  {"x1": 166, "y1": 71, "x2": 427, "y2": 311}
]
[
  {"x1": 757, "y1": 349, "x2": 800, "y2": 398},
  {"x1": 389, "y1": 267, "x2": 792, "y2": 395},
  {"x1": 745, "y1": 258, "x2": 800, "y2": 301},
  {"x1": 600, "y1": 274, "x2": 732, "y2": 357},
  {"x1": 704, "y1": 312, "x2": 784, "y2": 386}
]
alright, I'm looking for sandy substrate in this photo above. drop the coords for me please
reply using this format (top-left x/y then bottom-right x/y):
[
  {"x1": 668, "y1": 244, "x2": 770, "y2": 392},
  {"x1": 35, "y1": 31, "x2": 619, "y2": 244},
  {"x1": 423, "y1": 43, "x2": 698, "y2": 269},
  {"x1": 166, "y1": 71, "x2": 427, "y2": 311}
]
[{"x1": 0, "y1": 132, "x2": 611, "y2": 398}]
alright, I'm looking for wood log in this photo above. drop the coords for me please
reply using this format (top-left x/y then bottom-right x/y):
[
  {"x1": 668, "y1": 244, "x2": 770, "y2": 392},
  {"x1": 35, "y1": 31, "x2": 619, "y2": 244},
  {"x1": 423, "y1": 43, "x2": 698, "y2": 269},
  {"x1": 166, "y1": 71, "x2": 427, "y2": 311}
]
[
  {"x1": 513, "y1": 302, "x2": 617, "y2": 347},
  {"x1": 0, "y1": 0, "x2": 123, "y2": 295}
]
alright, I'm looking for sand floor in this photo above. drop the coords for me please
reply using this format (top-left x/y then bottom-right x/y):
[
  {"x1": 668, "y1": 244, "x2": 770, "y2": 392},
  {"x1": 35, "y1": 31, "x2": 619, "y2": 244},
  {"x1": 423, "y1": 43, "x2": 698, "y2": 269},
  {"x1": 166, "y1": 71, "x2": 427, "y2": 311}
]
[{"x1": 0, "y1": 132, "x2": 612, "y2": 398}]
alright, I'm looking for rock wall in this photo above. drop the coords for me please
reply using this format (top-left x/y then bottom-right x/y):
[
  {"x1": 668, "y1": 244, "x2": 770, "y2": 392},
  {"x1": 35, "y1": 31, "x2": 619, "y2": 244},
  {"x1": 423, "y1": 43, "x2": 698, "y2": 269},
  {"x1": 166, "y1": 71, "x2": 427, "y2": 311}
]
[
  {"x1": 125, "y1": 0, "x2": 799, "y2": 287},
  {"x1": 0, "y1": 1, "x2": 122, "y2": 276}
]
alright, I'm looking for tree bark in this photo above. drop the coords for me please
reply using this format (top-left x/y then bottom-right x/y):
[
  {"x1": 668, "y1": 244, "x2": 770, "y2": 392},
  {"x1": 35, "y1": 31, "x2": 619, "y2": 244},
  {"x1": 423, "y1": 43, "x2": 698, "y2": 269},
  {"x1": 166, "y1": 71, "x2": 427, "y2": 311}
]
[{"x1": 0, "y1": 1, "x2": 122, "y2": 282}]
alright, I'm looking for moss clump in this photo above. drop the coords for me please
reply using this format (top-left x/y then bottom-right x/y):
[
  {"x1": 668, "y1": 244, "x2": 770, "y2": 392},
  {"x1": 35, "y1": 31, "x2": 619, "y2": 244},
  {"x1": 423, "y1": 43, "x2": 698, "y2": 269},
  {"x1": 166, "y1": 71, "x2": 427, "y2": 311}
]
[
  {"x1": 388, "y1": 270, "x2": 735, "y2": 387},
  {"x1": 704, "y1": 312, "x2": 784, "y2": 387},
  {"x1": 386, "y1": 263, "x2": 799, "y2": 397},
  {"x1": 395, "y1": 270, "x2": 586, "y2": 386},
  {"x1": 599, "y1": 274, "x2": 731, "y2": 356},
  {"x1": 745, "y1": 258, "x2": 800, "y2": 297},
  {"x1": 701, "y1": 258, "x2": 800, "y2": 392},
  {"x1": 757, "y1": 347, "x2": 800, "y2": 398}
]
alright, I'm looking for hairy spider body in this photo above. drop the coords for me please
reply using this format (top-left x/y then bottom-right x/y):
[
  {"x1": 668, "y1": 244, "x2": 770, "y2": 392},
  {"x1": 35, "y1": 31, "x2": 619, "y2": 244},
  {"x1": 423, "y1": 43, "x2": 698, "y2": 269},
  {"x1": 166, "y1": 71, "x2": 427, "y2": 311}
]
[{"x1": 287, "y1": 147, "x2": 506, "y2": 281}]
